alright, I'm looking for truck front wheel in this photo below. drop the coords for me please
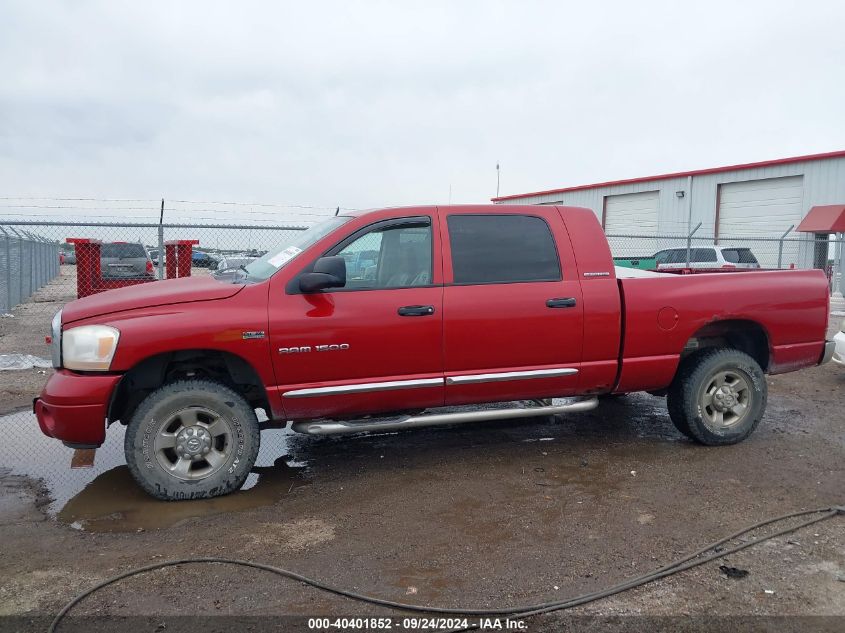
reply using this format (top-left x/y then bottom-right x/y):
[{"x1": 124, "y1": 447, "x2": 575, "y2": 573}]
[
  {"x1": 667, "y1": 348, "x2": 767, "y2": 445},
  {"x1": 124, "y1": 379, "x2": 260, "y2": 500}
]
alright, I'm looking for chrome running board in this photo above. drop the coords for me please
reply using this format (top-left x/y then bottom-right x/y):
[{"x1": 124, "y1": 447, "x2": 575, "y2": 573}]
[{"x1": 291, "y1": 397, "x2": 598, "y2": 436}]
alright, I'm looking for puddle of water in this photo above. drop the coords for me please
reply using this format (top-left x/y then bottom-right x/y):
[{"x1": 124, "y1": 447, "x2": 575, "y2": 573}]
[
  {"x1": 0, "y1": 392, "x2": 684, "y2": 532},
  {"x1": 58, "y1": 460, "x2": 307, "y2": 532},
  {"x1": 0, "y1": 409, "x2": 307, "y2": 532}
]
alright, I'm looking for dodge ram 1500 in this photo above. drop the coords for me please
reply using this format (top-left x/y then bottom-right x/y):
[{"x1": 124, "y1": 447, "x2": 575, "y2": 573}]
[{"x1": 35, "y1": 205, "x2": 836, "y2": 499}]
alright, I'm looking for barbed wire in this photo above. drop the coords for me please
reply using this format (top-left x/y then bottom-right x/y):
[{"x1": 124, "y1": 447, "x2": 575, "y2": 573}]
[
  {"x1": 0, "y1": 196, "x2": 361, "y2": 211},
  {"x1": 0, "y1": 213, "x2": 321, "y2": 224}
]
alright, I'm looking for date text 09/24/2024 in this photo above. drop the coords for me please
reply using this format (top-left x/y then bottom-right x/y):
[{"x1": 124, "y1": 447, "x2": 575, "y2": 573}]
[{"x1": 306, "y1": 617, "x2": 526, "y2": 630}]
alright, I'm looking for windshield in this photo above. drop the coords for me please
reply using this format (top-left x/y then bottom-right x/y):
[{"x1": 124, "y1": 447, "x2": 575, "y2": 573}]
[{"x1": 241, "y1": 216, "x2": 351, "y2": 280}]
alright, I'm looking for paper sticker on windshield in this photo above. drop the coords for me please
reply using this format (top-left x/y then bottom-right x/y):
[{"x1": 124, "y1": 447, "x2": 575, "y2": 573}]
[{"x1": 267, "y1": 246, "x2": 302, "y2": 268}]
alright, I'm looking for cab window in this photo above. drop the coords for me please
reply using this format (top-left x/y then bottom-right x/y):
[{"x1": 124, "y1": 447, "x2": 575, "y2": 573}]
[
  {"x1": 335, "y1": 222, "x2": 432, "y2": 290},
  {"x1": 447, "y1": 214, "x2": 560, "y2": 284}
]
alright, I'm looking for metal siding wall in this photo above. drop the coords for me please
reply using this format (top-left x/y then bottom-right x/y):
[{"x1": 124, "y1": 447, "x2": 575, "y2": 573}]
[
  {"x1": 499, "y1": 156, "x2": 845, "y2": 267},
  {"x1": 524, "y1": 177, "x2": 689, "y2": 232}
]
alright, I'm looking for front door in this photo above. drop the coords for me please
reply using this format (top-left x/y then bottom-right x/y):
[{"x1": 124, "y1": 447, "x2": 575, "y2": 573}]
[
  {"x1": 268, "y1": 215, "x2": 444, "y2": 420},
  {"x1": 440, "y1": 208, "x2": 584, "y2": 405}
]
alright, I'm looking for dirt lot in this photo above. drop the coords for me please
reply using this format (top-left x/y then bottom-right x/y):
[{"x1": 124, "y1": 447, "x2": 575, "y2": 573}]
[{"x1": 0, "y1": 276, "x2": 842, "y2": 632}]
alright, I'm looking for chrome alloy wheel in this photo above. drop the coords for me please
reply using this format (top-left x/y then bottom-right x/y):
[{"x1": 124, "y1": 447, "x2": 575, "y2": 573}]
[
  {"x1": 153, "y1": 407, "x2": 234, "y2": 481},
  {"x1": 699, "y1": 370, "x2": 751, "y2": 430}
]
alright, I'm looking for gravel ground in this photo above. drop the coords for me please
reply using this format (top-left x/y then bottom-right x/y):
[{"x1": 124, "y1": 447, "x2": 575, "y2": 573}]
[{"x1": 0, "y1": 276, "x2": 842, "y2": 632}]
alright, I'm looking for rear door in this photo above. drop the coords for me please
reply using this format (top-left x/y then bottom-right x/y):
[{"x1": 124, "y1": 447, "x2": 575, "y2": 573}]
[{"x1": 440, "y1": 208, "x2": 584, "y2": 405}]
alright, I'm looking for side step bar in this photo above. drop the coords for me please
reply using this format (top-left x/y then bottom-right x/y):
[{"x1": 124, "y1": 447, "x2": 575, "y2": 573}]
[{"x1": 291, "y1": 397, "x2": 598, "y2": 436}]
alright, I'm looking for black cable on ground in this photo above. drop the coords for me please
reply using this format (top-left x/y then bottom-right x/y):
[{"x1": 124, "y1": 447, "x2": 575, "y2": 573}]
[{"x1": 49, "y1": 505, "x2": 843, "y2": 633}]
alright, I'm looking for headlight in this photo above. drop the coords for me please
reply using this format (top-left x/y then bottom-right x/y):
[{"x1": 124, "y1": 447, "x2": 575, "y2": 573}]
[
  {"x1": 62, "y1": 325, "x2": 120, "y2": 371},
  {"x1": 50, "y1": 309, "x2": 62, "y2": 368}
]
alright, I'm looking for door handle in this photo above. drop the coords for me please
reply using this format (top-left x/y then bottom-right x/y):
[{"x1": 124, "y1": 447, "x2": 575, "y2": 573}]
[
  {"x1": 546, "y1": 297, "x2": 577, "y2": 308},
  {"x1": 398, "y1": 305, "x2": 435, "y2": 316}
]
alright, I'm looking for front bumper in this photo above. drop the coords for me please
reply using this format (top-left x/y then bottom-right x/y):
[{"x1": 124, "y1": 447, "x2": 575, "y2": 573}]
[
  {"x1": 832, "y1": 332, "x2": 845, "y2": 366},
  {"x1": 33, "y1": 370, "x2": 122, "y2": 447}
]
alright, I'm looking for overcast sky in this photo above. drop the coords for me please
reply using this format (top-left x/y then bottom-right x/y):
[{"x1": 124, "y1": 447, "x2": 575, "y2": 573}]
[{"x1": 1, "y1": 0, "x2": 844, "y2": 223}]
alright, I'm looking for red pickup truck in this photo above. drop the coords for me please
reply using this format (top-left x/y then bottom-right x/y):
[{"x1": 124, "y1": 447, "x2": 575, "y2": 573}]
[{"x1": 35, "y1": 205, "x2": 835, "y2": 500}]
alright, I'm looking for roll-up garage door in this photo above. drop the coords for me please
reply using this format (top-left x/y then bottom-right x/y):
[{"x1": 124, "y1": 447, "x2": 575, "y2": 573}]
[
  {"x1": 604, "y1": 190, "x2": 660, "y2": 258},
  {"x1": 718, "y1": 175, "x2": 803, "y2": 268},
  {"x1": 604, "y1": 190, "x2": 659, "y2": 234}
]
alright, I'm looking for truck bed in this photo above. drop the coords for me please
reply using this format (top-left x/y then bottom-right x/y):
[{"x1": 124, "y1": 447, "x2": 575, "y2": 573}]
[{"x1": 614, "y1": 269, "x2": 830, "y2": 392}]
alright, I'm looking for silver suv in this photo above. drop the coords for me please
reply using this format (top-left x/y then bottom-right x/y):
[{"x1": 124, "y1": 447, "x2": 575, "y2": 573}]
[
  {"x1": 655, "y1": 246, "x2": 760, "y2": 270},
  {"x1": 100, "y1": 242, "x2": 154, "y2": 279}
]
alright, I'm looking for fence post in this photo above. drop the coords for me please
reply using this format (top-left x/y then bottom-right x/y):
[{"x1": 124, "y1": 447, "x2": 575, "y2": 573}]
[
  {"x1": 0, "y1": 227, "x2": 9, "y2": 312},
  {"x1": 685, "y1": 222, "x2": 702, "y2": 268},
  {"x1": 37, "y1": 236, "x2": 44, "y2": 289},
  {"x1": 31, "y1": 232, "x2": 37, "y2": 295},
  {"x1": 27, "y1": 232, "x2": 36, "y2": 296},
  {"x1": 35, "y1": 236, "x2": 40, "y2": 289},
  {"x1": 158, "y1": 198, "x2": 165, "y2": 280},
  {"x1": 42, "y1": 237, "x2": 49, "y2": 286},
  {"x1": 18, "y1": 230, "x2": 26, "y2": 299},
  {"x1": 25, "y1": 232, "x2": 33, "y2": 293},
  {"x1": 777, "y1": 225, "x2": 794, "y2": 269},
  {"x1": 10, "y1": 228, "x2": 21, "y2": 308}
]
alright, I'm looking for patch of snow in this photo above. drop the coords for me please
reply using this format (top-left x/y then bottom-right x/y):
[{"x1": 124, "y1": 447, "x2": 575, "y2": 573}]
[{"x1": 0, "y1": 354, "x2": 52, "y2": 371}]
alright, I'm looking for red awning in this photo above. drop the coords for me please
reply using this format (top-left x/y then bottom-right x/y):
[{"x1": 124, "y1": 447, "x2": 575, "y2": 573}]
[{"x1": 797, "y1": 205, "x2": 845, "y2": 233}]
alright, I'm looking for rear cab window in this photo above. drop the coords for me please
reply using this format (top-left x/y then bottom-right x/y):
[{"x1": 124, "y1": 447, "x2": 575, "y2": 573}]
[{"x1": 446, "y1": 214, "x2": 561, "y2": 284}]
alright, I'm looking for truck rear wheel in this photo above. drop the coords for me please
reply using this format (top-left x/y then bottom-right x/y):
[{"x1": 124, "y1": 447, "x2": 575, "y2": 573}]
[
  {"x1": 124, "y1": 379, "x2": 260, "y2": 500},
  {"x1": 667, "y1": 348, "x2": 766, "y2": 445}
]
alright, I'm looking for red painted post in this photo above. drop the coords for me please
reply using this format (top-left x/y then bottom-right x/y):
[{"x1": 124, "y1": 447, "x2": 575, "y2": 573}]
[
  {"x1": 165, "y1": 243, "x2": 178, "y2": 279},
  {"x1": 66, "y1": 238, "x2": 102, "y2": 298},
  {"x1": 176, "y1": 242, "x2": 192, "y2": 277},
  {"x1": 164, "y1": 240, "x2": 199, "y2": 278}
]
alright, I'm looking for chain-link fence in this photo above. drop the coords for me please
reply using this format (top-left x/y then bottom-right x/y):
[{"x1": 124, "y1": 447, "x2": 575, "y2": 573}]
[
  {"x1": 0, "y1": 220, "x2": 308, "y2": 317},
  {"x1": 606, "y1": 232, "x2": 845, "y2": 294},
  {"x1": 0, "y1": 226, "x2": 61, "y2": 312},
  {"x1": 0, "y1": 219, "x2": 308, "y2": 517},
  {"x1": 0, "y1": 217, "x2": 842, "y2": 520}
]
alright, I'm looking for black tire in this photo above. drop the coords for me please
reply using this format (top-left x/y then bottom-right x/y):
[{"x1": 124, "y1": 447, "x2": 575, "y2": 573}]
[
  {"x1": 667, "y1": 348, "x2": 767, "y2": 445},
  {"x1": 124, "y1": 379, "x2": 260, "y2": 500}
]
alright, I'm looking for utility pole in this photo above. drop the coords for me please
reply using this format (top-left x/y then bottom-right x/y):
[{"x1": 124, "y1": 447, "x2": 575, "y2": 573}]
[
  {"x1": 157, "y1": 198, "x2": 165, "y2": 280},
  {"x1": 496, "y1": 162, "x2": 500, "y2": 198}
]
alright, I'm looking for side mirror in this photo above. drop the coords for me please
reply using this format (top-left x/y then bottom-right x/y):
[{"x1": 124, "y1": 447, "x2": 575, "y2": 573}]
[{"x1": 299, "y1": 256, "x2": 347, "y2": 293}]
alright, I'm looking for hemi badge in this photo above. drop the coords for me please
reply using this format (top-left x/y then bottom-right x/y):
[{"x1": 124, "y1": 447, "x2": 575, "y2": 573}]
[
  {"x1": 242, "y1": 331, "x2": 266, "y2": 340},
  {"x1": 583, "y1": 271, "x2": 610, "y2": 277}
]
